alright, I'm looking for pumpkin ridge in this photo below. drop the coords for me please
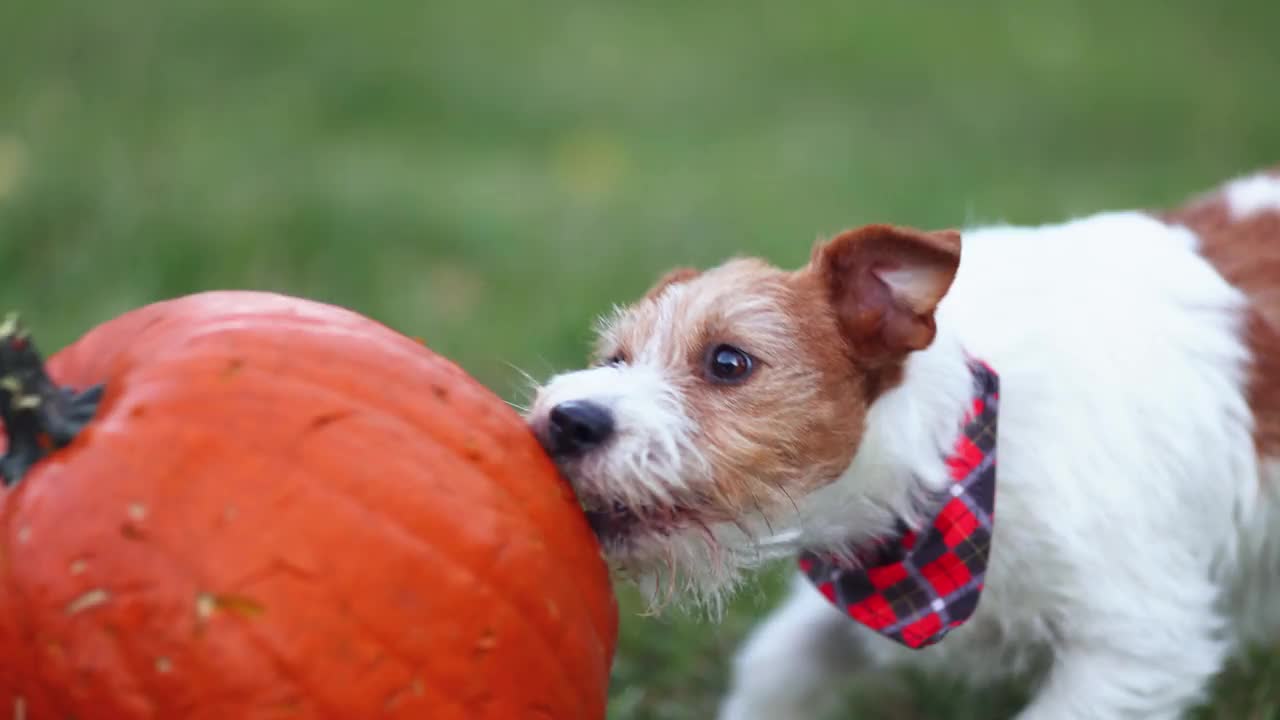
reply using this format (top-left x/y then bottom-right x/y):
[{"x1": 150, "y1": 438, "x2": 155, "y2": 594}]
[
  {"x1": 103, "y1": 365, "x2": 563, "y2": 558},
  {"x1": 93, "y1": 591, "x2": 168, "y2": 719},
  {"x1": 6, "y1": 423, "x2": 325, "y2": 717},
  {"x1": 242, "y1": 411, "x2": 612, "y2": 714},
  {"x1": 75, "y1": 365, "x2": 543, "y2": 586},
  {"x1": 60, "y1": 393, "x2": 598, "y2": 718},
  {"x1": 12, "y1": 501, "x2": 298, "y2": 717},
  {"x1": 235, "y1": 450, "x2": 594, "y2": 718},
  {"x1": 110, "y1": 349, "x2": 613, "y2": 661},
  {"x1": 311, "y1": 593, "x2": 474, "y2": 717},
  {"x1": 44, "y1": 524, "x2": 331, "y2": 719},
  {"x1": 213, "y1": 614, "x2": 348, "y2": 720}
]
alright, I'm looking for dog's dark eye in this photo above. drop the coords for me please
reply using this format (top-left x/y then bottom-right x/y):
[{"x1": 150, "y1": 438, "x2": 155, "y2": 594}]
[
  {"x1": 706, "y1": 344, "x2": 754, "y2": 384},
  {"x1": 601, "y1": 354, "x2": 626, "y2": 367}
]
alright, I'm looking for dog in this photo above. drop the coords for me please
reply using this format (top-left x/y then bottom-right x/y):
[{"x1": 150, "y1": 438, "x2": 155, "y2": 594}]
[{"x1": 526, "y1": 167, "x2": 1280, "y2": 719}]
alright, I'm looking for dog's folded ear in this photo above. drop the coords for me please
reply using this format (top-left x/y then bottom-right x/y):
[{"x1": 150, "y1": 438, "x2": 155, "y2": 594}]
[
  {"x1": 813, "y1": 224, "x2": 961, "y2": 365},
  {"x1": 644, "y1": 266, "x2": 700, "y2": 300}
]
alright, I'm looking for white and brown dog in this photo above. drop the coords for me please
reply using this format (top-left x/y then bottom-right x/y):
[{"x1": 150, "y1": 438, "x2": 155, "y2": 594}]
[{"x1": 527, "y1": 168, "x2": 1280, "y2": 719}]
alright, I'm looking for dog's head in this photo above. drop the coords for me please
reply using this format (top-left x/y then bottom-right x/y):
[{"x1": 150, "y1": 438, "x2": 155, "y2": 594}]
[{"x1": 527, "y1": 225, "x2": 961, "y2": 605}]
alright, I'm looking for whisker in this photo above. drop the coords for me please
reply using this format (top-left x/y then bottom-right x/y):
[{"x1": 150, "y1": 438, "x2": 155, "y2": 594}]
[
  {"x1": 728, "y1": 513, "x2": 757, "y2": 542},
  {"x1": 533, "y1": 353, "x2": 559, "y2": 376},
  {"x1": 744, "y1": 485, "x2": 776, "y2": 536},
  {"x1": 637, "y1": 590, "x2": 662, "y2": 618},
  {"x1": 777, "y1": 483, "x2": 804, "y2": 525},
  {"x1": 502, "y1": 361, "x2": 541, "y2": 390},
  {"x1": 666, "y1": 543, "x2": 681, "y2": 608},
  {"x1": 700, "y1": 521, "x2": 729, "y2": 588}
]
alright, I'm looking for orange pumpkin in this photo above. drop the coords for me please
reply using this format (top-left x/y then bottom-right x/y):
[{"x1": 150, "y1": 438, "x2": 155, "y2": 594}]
[{"x1": 0, "y1": 291, "x2": 616, "y2": 720}]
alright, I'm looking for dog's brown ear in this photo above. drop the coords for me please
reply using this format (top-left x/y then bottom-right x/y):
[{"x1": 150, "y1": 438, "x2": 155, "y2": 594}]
[
  {"x1": 644, "y1": 266, "x2": 700, "y2": 300},
  {"x1": 814, "y1": 224, "x2": 961, "y2": 366}
]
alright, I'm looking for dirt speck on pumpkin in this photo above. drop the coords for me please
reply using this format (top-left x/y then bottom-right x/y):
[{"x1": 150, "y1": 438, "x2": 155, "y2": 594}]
[
  {"x1": 528, "y1": 704, "x2": 556, "y2": 720},
  {"x1": 119, "y1": 523, "x2": 145, "y2": 541},
  {"x1": 127, "y1": 503, "x2": 147, "y2": 522},
  {"x1": 463, "y1": 437, "x2": 484, "y2": 462},
  {"x1": 154, "y1": 657, "x2": 173, "y2": 674},
  {"x1": 195, "y1": 593, "x2": 216, "y2": 620},
  {"x1": 306, "y1": 410, "x2": 352, "y2": 431},
  {"x1": 196, "y1": 592, "x2": 265, "y2": 621},
  {"x1": 431, "y1": 385, "x2": 448, "y2": 401},
  {"x1": 15, "y1": 526, "x2": 30, "y2": 545},
  {"x1": 383, "y1": 678, "x2": 427, "y2": 710},
  {"x1": 44, "y1": 640, "x2": 65, "y2": 661},
  {"x1": 221, "y1": 358, "x2": 246, "y2": 378},
  {"x1": 267, "y1": 698, "x2": 303, "y2": 714},
  {"x1": 64, "y1": 588, "x2": 111, "y2": 616},
  {"x1": 68, "y1": 559, "x2": 88, "y2": 576},
  {"x1": 475, "y1": 628, "x2": 498, "y2": 655}
]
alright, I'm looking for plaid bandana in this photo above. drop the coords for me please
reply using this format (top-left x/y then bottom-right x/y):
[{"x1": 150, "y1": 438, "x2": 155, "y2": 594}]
[{"x1": 799, "y1": 359, "x2": 999, "y2": 649}]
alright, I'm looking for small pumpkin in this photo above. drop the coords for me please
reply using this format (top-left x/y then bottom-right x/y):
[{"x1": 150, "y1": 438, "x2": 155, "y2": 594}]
[{"x1": 0, "y1": 291, "x2": 617, "y2": 720}]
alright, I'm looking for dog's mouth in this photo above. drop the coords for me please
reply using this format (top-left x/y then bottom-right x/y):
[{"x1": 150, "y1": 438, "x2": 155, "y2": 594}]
[{"x1": 581, "y1": 500, "x2": 702, "y2": 546}]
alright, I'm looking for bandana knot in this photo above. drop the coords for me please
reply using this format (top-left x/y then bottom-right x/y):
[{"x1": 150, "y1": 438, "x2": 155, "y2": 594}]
[{"x1": 799, "y1": 359, "x2": 999, "y2": 649}]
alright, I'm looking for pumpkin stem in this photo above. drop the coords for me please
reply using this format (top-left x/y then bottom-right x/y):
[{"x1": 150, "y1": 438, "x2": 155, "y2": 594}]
[{"x1": 0, "y1": 313, "x2": 104, "y2": 487}]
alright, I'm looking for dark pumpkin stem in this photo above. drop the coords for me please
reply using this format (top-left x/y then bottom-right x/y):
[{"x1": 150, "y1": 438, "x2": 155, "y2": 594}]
[{"x1": 0, "y1": 313, "x2": 103, "y2": 487}]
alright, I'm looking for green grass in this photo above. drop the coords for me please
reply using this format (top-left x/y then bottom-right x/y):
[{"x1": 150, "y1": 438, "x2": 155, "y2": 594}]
[{"x1": 1, "y1": 0, "x2": 1278, "y2": 716}]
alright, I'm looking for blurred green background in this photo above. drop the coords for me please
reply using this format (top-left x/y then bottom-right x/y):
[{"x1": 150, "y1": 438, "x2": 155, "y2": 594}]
[{"x1": 2, "y1": 0, "x2": 1277, "y2": 717}]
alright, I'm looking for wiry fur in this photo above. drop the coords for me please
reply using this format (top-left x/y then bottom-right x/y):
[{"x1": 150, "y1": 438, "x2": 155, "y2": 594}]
[{"x1": 528, "y1": 169, "x2": 1280, "y2": 719}]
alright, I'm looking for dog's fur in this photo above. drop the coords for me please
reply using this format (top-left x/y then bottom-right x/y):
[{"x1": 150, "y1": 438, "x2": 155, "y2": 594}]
[{"x1": 527, "y1": 168, "x2": 1280, "y2": 719}]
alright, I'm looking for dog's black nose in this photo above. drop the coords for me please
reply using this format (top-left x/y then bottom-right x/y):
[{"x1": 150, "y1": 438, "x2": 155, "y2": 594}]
[{"x1": 547, "y1": 400, "x2": 615, "y2": 457}]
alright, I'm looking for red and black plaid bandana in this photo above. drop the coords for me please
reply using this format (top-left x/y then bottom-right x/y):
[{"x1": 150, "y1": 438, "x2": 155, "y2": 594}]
[{"x1": 799, "y1": 359, "x2": 999, "y2": 649}]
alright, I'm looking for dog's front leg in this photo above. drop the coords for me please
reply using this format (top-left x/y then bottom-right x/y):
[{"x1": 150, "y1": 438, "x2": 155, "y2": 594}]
[
  {"x1": 718, "y1": 575, "x2": 881, "y2": 720},
  {"x1": 1013, "y1": 619, "x2": 1227, "y2": 720}
]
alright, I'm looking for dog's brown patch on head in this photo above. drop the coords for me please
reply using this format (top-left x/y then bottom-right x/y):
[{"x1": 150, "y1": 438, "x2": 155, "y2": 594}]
[
  {"x1": 590, "y1": 258, "x2": 867, "y2": 517},
  {"x1": 683, "y1": 260, "x2": 871, "y2": 512},
  {"x1": 588, "y1": 227, "x2": 962, "y2": 524},
  {"x1": 1163, "y1": 170, "x2": 1280, "y2": 456},
  {"x1": 644, "y1": 267, "x2": 701, "y2": 301}
]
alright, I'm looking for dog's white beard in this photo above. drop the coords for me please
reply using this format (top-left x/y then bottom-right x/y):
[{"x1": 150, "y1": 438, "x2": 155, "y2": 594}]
[
  {"x1": 532, "y1": 364, "x2": 821, "y2": 613},
  {"x1": 612, "y1": 513, "x2": 812, "y2": 617}
]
